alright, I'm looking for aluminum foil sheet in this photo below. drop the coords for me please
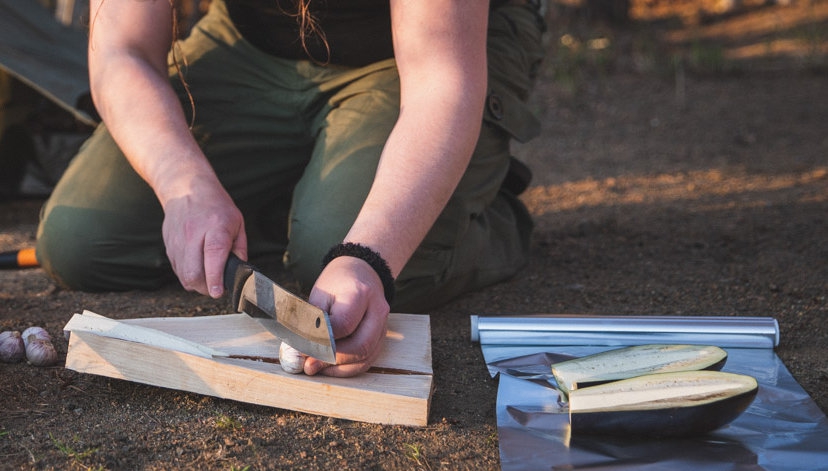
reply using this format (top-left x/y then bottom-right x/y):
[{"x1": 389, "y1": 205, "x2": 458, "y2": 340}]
[{"x1": 472, "y1": 315, "x2": 828, "y2": 471}]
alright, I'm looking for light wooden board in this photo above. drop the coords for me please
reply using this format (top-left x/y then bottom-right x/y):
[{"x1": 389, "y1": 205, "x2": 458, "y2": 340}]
[{"x1": 65, "y1": 312, "x2": 432, "y2": 426}]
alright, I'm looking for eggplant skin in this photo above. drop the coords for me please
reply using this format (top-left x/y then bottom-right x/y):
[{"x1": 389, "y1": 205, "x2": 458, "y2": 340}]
[{"x1": 570, "y1": 384, "x2": 758, "y2": 438}]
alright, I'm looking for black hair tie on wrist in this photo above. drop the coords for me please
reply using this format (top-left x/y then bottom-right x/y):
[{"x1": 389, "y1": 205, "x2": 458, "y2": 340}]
[{"x1": 322, "y1": 242, "x2": 396, "y2": 304}]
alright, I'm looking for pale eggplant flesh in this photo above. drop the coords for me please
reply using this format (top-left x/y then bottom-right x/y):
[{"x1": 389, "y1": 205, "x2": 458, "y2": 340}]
[
  {"x1": 569, "y1": 370, "x2": 758, "y2": 438},
  {"x1": 551, "y1": 344, "x2": 728, "y2": 396}
]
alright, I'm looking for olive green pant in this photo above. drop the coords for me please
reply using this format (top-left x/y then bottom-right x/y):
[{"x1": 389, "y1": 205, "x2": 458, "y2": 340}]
[{"x1": 36, "y1": 0, "x2": 546, "y2": 312}]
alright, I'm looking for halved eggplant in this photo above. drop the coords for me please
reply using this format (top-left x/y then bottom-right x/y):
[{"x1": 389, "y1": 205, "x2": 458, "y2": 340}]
[
  {"x1": 551, "y1": 344, "x2": 728, "y2": 396},
  {"x1": 569, "y1": 370, "x2": 758, "y2": 438}
]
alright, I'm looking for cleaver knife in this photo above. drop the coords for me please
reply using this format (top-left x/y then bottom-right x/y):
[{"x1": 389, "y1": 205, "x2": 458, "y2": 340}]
[{"x1": 223, "y1": 253, "x2": 336, "y2": 364}]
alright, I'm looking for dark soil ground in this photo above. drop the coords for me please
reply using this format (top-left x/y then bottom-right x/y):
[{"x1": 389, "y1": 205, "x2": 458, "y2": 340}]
[{"x1": 2, "y1": 2, "x2": 827, "y2": 469}]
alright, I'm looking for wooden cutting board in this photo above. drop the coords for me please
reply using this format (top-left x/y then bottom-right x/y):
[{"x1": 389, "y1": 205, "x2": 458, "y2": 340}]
[{"x1": 64, "y1": 311, "x2": 432, "y2": 426}]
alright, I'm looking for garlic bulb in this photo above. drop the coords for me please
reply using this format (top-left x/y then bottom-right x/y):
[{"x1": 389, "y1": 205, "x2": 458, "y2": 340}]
[
  {"x1": 26, "y1": 338, "x2": 58, "y2": 367},
  {"x1": 22, "y1": 326, "x2": 51, "y2": 347},
  {"x1": 0, "y1": 331, "x2": 26, "y2": 363},
  {"x1": 279, "y1": 342, "x2": 307, "y2": 374}
]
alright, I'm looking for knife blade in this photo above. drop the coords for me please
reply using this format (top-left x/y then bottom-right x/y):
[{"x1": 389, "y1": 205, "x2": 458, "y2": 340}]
[{"x1": 223, "y1": 253, "x2": 336, "y2": 364}]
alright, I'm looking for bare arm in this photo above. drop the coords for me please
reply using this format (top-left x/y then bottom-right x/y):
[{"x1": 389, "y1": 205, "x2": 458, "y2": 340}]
[
  {"x1": 351, "y1": 0, "x2": 488, "y2": 274},
  {"x1": 306, "y1": 0, "x2": 489, "y2": 376},
  {"x1": 88, "y1": 0, "x2": 246, "y2": 296}
]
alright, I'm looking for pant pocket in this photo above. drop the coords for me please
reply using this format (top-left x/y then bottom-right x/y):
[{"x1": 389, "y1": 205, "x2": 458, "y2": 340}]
[{"x1": 485, "y1": 3, "x2": 547, "y2": 143}]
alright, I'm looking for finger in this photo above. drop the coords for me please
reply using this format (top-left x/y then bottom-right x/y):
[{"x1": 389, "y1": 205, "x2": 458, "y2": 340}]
[
  {"x1": 203, "y1": 228, "x2": 238, "y2": 299},
  {"x1": 177, "y1": 234, "x2": 208, "y2": 294},
  {"x1": 308, "y1": 257, "x2": 374, "y2": 339},
  {"x1": 326, "y1": 299, "x2": 367, "y2": 340},
  {"x1": 309, "y1": 324, "x2": 387, "y2": 377},
  {"x1": 161, "y1": 220, "x2": 184, "y2": 286},
  {"x1": 308, "y1": 286, "x2": 364, "y2": 341},
  {"x1": 310, "y1": 359, "x2": 372, "y2": 377}
]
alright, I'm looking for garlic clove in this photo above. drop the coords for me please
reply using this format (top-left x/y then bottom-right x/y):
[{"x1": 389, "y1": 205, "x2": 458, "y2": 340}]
[
  {"x1": 279, "y1": 342, "x2": 307, "y2": 374},
  {"x1": 25, "y1": 338, "x2": 58, "y2": 367},
  {"x1": 22, "y1": 326, "x2": 51, "y2": 348},
  {"x1": 0, "y1": 331, "x2": 26, "y2": 363}
]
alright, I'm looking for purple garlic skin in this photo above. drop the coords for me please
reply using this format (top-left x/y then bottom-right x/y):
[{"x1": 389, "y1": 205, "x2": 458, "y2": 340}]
[
  {"x1": 0, "y1": 331, "x2": 26, "y2": 363},
  {"x1": 22, "y1": 326, "x2": 51, "y2": 348},
  {"x1": 25, "y1": 338, "x2": 58, "y2": 367}
]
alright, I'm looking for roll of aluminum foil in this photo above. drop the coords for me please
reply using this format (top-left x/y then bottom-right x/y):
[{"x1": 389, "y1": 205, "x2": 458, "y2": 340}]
[{"x1": 471, "y1": 315, "x2": 779, "y2": 349}]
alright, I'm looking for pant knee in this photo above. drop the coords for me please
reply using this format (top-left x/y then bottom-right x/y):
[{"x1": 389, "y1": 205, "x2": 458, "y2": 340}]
[
  {"x1": 37, "y1": 205, "x2": 170, "y2": 291},
  {"x1": 36, "y1": 206, "x2": 95, "y2": 289}
]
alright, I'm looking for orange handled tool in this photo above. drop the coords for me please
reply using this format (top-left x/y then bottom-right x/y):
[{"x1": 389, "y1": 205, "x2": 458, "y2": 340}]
[{"x1": 0, "y1": 248, "x2": 39, "y2": 269}]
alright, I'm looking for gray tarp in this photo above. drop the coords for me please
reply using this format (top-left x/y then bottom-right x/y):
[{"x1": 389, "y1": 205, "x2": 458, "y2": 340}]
[{"x1": 0, "y1": 0, "x2": 94, "y2": 125}]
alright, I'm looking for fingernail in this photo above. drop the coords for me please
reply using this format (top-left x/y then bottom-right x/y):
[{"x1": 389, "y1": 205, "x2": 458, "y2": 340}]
[{"x1": 210, "y1": 286, "x2": 222, "y2": 298}]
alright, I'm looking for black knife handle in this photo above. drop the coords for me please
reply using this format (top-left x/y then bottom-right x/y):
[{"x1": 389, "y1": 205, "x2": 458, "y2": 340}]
[{"x1": 223, "y1": 253, "x2": 255, "y2": 312}]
